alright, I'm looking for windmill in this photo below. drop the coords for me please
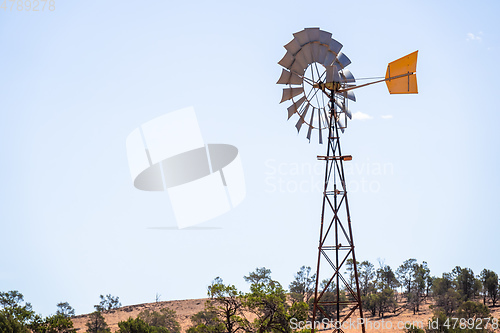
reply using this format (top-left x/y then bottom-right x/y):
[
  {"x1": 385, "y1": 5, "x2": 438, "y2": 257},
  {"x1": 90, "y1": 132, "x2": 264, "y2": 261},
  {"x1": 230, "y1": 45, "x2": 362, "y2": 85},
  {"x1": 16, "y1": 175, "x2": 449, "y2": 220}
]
[{"x1": 277, "y1": 28, "x2": 418, "y2": 331}]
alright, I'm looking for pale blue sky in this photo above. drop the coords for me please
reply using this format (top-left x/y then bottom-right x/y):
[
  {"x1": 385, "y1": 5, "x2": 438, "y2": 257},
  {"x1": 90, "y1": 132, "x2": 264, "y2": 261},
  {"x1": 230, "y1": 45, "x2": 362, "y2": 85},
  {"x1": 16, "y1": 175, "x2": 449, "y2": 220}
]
[{"x1": 1, "y1": 0, "x2": 499, "y2": 317}]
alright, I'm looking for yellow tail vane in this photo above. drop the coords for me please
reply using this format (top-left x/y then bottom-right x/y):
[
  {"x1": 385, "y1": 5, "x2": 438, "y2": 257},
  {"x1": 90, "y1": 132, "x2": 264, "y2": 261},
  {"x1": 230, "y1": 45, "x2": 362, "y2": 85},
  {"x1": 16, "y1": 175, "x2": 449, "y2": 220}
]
[{"x1": 385, "y1": 51, "x2": 418, "y2": 94}]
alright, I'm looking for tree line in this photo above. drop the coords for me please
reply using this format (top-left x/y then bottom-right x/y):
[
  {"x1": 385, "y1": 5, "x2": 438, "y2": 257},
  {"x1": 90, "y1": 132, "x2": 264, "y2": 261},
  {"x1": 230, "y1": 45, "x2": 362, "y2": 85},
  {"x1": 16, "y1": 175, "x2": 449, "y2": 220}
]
[
  {"x1": 0, "y1": 292, "x2": 181, "y2": 333},
  {"x1": 345, "y1": 259, "x2": 499, "y2": 321},
  {"x1": 186, "y1": 261, "x2": 500, "y2": 333},
  {"x1": 1, "y1": 259, "x2": 499, "y2": 333}
]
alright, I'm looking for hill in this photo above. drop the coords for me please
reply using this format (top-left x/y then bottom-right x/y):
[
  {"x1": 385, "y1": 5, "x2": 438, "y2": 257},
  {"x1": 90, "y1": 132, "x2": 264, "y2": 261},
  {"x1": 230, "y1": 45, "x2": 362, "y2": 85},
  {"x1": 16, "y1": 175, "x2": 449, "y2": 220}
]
[
  {"x1": 71, "y1": 298, "x2": 500, "y2": 333},
  {"x1": 71, "y1": 298, "x2": 206, "y2": 333}
]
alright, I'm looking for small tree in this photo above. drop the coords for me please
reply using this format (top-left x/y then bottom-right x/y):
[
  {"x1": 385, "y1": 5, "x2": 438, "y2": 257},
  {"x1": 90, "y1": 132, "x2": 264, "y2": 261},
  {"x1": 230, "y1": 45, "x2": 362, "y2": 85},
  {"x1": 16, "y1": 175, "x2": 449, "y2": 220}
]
[
  {"x1": 376, "y1": 288, "x2": 397, "y2": 318},
  {"x1": 487, "y1": 276, "x2": 499, "y2": 307},
  {"x1": 117, "y1": 317, "x2": 151, "y2": 333},
  {"x1": 0, "y1": 310, "x2": 30, "y2": 333},
  {"x1": 246, "y1": 279, "x2": 307, "y2": 333},
  {"x1": 94, "y1": 295, "x2": 121, "y2": 312},
  {"x1": 431, "y1": 276, "x2": 460, "y2": 316},
  {"x1": 425, "y1": 275, "x2": 434, "y2": 299},
  {"x1": 85, "y1": 311, "x2": 110, "y2": 333},
  {"x1": 396, "y1": 258, "x2": 417, "y2": 297},
  {"x1": 376, "y1": 265, "x2": 399, "y2": 291},
  {"x1": 56, "y1": 302, "x2": 75, "y2": 318},
  {"x1": 345, "y1": 259, "x2": 359, "y2": 289},
  {"x1": 205, "y1": 277, "x2": 247, "y2": 333},
  {"x1": 320, "y1": 279, "x2": 336, "y2": 293},
  {"x1": 0, "y1": 291, "x2": 26, "y2": 309},
  {"x1": 117, "y1": 318, "x2": 171, "y2": 333},
  {"x1": 289, "y1": 266, "x2": 315, "y2": 302},
  {"x1": 358, "y1": 261, "x2": 375, "y2": 296},
  {"x1": 451, "y1": 266, "x2": 476, "y2": 301},
  {"x1": 408, "y1": 262, "x2": 429, "y2": 314},
  {"x1": 0, "y1": 290, "x2": 35, "y2": 332},
  {"x1": 479, "y1": 269, "x2": 499, "y2": 306},
  {"x1": 243, "y1": 268, "x2": 271, "y2": 285},
  {"x1": 41, "y1": 313, "x2": 76, "y2": 333},
  {"x1": 456, "y1": 301, "x2": 490, "y2": 320},
  {"x1": 309, "y1": 290, "x2": 347, "y2": 322},
  {"x1": 362, "y1": 293, "x2": 378, "y2": 317},
  {"x1": 186, "y1": 309, "x2": 224, "y2": 333},
  {"x1": 138, "y1": 308, "x2": 180, "y2": 333}
]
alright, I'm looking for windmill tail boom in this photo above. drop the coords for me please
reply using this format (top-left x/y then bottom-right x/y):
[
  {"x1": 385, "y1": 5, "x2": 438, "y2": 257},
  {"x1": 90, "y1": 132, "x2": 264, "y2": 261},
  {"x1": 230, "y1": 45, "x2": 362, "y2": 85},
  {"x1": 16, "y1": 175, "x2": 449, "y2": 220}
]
[{"x1": 336, "y1": 51, "x2": 419, "y2": 94}]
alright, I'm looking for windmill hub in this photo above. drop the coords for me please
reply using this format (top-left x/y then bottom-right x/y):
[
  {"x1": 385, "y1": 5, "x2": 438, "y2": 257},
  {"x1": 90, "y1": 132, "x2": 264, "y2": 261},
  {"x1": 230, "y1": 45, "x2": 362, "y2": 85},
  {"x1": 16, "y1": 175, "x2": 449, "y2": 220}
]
[{"x1": 313, "y1": 81, "x2": 341, "y2": 93}]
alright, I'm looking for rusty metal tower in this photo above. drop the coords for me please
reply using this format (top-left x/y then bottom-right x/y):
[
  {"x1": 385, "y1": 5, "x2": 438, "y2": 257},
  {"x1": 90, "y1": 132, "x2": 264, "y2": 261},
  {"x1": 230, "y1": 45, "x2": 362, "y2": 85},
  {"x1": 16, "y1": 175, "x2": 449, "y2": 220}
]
[{"x1": 277, "y1": 27, "x2": 418, "y2": 331}]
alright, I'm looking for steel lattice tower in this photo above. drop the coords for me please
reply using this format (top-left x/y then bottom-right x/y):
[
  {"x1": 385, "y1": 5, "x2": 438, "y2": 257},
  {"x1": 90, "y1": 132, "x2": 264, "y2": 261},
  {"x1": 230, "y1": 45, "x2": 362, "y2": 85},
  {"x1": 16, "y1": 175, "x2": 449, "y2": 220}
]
[{"x1": 312, "y1": 94, "x2": 365, "y2": 332}]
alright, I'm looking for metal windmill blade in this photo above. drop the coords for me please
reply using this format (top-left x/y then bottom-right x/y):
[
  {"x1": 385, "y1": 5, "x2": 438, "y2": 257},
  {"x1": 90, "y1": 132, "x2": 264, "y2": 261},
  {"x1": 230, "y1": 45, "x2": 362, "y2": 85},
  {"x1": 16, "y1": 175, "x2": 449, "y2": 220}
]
[{"x1": 276, "y1": 27, "x2": 354, "y2": 142}]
